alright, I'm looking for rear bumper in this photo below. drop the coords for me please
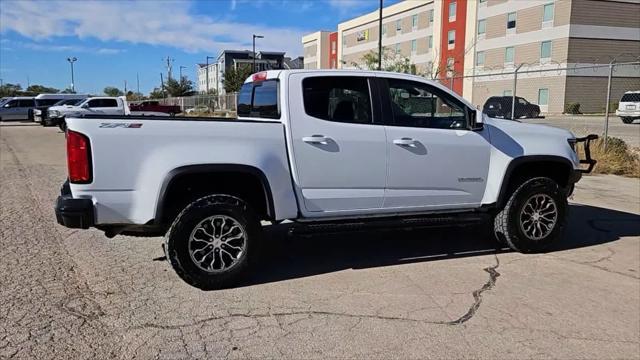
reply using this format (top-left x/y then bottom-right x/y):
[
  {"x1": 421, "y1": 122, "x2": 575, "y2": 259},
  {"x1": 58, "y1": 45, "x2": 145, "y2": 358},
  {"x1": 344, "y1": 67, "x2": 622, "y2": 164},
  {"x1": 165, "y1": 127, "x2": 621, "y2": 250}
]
[
  {"x1": 55, "y1": 181, "x2": 94, "y2": 229},
  {"x1": 616, "y1": 109, "x2": 640, "y2": 118}
]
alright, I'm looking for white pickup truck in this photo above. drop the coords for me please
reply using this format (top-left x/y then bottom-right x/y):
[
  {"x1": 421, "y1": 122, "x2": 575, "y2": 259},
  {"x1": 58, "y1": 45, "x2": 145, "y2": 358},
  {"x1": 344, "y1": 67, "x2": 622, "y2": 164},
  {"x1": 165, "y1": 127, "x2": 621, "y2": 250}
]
[
  {"x1": 47, "y1": 96, "x2": 169, "y2": 130},
  {"x1": 55, "y1": 70, "x2": 597, "y2": 289}
]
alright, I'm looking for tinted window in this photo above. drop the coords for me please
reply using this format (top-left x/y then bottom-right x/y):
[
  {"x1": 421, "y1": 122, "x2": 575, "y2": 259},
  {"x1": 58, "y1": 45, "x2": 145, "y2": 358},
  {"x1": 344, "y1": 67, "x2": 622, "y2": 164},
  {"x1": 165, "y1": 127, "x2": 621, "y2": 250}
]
[
  {"x1": 87, "y1": 99, "x2": 101, "y2": 108},
  {"x1": 621, "y1": 93, "x2": 640, "y2": 102},
  {"x1": 36, "y1": 99, "x2": 61, "y2": 107},
  {"x1": 3, "y1": 100, "x2": 18, "y2": 108},
  {"x1": 237, "y1": 79, "x2": 280, "y2": 119},
  {"x1": 386, "y1": 78, "x2": 467, "y2": 129},
  {"x1": 101, "y1": 99, "x2": 118, "y2": 107},
  {"x1": 302, "y1": 76, "x2": 372, "y2": 124},
  {"x1": 18, "y1": 99, "x2": 35, "y2": 107}
]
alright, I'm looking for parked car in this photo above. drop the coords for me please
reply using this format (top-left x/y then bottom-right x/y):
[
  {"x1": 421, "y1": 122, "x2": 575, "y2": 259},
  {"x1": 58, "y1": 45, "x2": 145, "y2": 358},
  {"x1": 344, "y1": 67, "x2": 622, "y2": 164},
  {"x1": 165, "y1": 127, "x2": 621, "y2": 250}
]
[
  {"x1": 37, "y1": 98, "x2": 88, "y2": 126},
  {"x1": 48, "y1": 96, "x2": 169, "y2": 130},
  {"x1": 185, "y1": 105, "x2": 211, "y2": 114},
  {"x1": 129, "y1": 100, "x2": 181, "y2": 116},
  {"x1": 32, "y1": 94, "x2": 89, "y2": 123},
  {"x1": 0, "y1": 97, "x2": 36, "y2": 121},
  {"x1": 483, "y1": 96, "x2": 541, "y2": 119},
  {"x1": 615, "y1": 91, "x2": 640, "y2": 124},
  {"x1": 55, "y1": 70, "x2": 597, "y2": 289}
]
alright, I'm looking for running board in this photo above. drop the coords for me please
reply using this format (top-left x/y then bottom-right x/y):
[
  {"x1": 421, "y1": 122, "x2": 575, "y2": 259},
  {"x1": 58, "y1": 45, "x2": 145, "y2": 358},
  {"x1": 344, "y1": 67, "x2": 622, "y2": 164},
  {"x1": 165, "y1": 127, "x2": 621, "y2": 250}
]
[{"x1": 289, "y1": 212, "x2": 489, "y2": 236}]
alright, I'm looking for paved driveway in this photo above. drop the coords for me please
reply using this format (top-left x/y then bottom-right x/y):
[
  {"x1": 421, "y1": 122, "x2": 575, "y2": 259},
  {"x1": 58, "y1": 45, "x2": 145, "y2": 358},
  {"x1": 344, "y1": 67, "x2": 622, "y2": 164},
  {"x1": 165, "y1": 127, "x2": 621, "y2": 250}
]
[{"x1": 1, "y1": 123, "x2": 639, "y2": 359}]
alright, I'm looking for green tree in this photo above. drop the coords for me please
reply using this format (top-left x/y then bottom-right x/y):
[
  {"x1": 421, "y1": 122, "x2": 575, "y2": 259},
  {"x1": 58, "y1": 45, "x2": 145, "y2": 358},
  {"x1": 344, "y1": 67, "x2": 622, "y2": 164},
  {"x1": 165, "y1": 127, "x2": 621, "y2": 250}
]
[
  {"x1": 26, "y1": 84, "x2": 59, "y2": 94},
  {"x1": 103, "y1": 86, "x2": 124, "y2": 96},
  {"x1": 60, "y1": 87, "x2": 76, "y2": 94},
  {"x1": 353, "y1": 48, "x2": 419, "y2": 75},
  {"x1": 165, "y1": 77, "x2": 195, "y2": 97},
  {"x1": 0, "y1": 83, "x2": 23, "y2": 97},
  {"x1": 149, "y1": 87, "x2": 165, "y2": 99},
  {"x1": 223, "y1": 65, "x2": 252, "y2": 93}
]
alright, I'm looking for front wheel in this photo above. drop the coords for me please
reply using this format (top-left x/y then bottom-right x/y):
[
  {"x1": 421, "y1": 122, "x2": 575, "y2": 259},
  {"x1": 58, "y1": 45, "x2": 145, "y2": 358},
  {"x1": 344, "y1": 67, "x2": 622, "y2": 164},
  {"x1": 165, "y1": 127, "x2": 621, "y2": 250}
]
[
  {"x1": 164, "y1": 194, "x2": 261, "y2": 290},
  {"x1": 621, "y1": 117, "x2": 634, "y2": 124},
  {"x1": 494, "y1": 177, "x2": 567, "y2": 253}
]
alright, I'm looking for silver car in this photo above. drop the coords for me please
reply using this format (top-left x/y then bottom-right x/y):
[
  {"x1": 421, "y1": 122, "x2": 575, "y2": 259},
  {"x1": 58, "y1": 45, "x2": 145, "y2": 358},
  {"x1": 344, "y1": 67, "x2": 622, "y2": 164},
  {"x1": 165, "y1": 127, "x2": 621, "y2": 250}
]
[{"x1": 0, "y1": 97, "x2": 36, "y2": 121}]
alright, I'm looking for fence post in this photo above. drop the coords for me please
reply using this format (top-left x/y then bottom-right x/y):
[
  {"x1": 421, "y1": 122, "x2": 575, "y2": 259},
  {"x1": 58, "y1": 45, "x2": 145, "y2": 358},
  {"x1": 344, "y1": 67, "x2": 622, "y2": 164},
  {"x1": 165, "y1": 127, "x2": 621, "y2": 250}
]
[
  {"x1": 511, "y1": 64, "x2": 523, "y2": 120},
  {"x1": 603, "y1": 61, "x2": 614, "y2": 150}
]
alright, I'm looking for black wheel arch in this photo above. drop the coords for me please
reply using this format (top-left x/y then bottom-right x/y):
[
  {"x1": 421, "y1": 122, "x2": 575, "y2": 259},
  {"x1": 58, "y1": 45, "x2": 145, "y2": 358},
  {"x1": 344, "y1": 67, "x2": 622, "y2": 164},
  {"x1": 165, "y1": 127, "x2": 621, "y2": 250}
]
[
  {"x1": 496, "y1": 155, "x2": 574, "y2": 208},
  {"x1": 154, "y1": 164, "x2": 276, "y2": 227}
]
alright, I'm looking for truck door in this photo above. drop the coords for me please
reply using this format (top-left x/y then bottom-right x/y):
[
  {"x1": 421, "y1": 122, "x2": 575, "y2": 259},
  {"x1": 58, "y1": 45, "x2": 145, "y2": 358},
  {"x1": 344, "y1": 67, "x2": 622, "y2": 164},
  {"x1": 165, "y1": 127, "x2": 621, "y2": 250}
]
[
  {"x1": 377, "y1": 76, "x2": 491, "y2": 211},
  {"x1": 288, "y1": 74, "x2": 387, "y2": 215}
]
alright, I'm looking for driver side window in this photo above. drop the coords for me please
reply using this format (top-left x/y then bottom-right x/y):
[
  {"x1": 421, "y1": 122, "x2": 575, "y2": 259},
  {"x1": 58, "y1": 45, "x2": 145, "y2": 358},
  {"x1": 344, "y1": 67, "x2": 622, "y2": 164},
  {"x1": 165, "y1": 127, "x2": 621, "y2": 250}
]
[{"x1": 385, "y1": 78, "x2": 467, "y2": 129}]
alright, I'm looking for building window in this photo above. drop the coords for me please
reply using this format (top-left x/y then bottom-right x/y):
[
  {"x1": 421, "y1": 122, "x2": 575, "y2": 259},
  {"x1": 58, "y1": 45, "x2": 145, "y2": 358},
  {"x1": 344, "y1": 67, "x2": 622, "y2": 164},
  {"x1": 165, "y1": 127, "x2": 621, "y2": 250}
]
[
  {"x1": 507, "y1": 12, "x2": 517, "y2": 30},
  {"x1": 395, "y1": 43, "x2": 401, "y2": 55},
  {"x1": 412, "y1": 14, "x2": 418, "y2": 29},
  {"x1": 382, "y1": 24, "x2": 387, "y2": 36},
  {"x1": 479, "y1": 0, "x2": 487, "y2": 3},
  {"x1": 449, "y1": 2, "x2": 457, "y2": 22},
  {"x1": 476, "y1": 51, "x2": 485, "y2": 66},
  {"x1": 396, "y1": 19, "x2": 402, "y2": 32},
  {"x1": 543, "y1": 3, "x2": 554, "y2": 27},
  {"x1": 477, "y1": 19, "x2": 486, "y2": 38},
  {"x1": 447, "y1": 57, "x2": 455, "y2": 69},
  {"x1": 538, "y1": 88, "x2": 549, "y2": 106},
  {"x1": 505, "y1": 46, "x2": 515, "y2": 64},
  {"x1": 448, "y1": 29, "x2": 456, "y2": 47},
  {"x1": 427, "y1": 35, "x2": 433, "y2": 50},
  {"x1": 411, "y1": 39, "x2": 417, "y2": 54},
  {"x1": 428, "y1": 10, "x2": 434, "y2": 25},
  {"x1": 331, "y1": 41, "x2": 336, "y2": 54},
  {"x1": 540, "y1": 40, "x2": 552, "y2": 62}
]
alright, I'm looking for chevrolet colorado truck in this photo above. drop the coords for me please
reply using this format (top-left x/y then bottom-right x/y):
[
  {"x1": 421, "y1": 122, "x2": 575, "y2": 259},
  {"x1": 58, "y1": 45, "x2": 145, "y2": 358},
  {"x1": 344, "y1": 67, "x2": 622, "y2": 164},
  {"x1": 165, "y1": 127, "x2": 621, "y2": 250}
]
[{"x1": 55, "y1": 70, "x2": 597, "y2": 289}]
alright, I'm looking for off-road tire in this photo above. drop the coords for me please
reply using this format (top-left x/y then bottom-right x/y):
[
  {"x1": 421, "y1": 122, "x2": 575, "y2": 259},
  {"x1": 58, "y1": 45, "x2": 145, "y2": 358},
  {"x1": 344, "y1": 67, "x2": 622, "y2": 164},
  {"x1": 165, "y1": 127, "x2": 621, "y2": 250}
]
[
  {"x1": 494, "y1": 177, "x2": 567, "y2": 253},
  {"x1": 621, "y1": 117, "x2": 634, "y2": 124},
  {"x1": 164, "y1": 194, "x2": 261, "y2": 290},
  {"x1": 58, "y1": 120, "x2": 67, "y2": 132}
]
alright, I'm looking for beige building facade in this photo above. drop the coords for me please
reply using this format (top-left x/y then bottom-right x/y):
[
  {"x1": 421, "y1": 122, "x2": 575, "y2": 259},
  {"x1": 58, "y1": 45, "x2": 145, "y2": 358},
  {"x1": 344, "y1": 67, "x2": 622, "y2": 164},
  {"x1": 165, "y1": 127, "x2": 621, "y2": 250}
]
[{"x1": 302, "y1": 0, "x2": 640, "y2": 114}]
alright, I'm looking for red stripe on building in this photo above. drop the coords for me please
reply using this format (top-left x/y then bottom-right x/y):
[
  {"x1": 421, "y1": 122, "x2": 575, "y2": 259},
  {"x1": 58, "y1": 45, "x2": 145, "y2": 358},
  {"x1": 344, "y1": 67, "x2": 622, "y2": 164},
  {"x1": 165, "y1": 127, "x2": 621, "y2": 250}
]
[{"x1": 439, "y1": 0, "x2": 467, "y2": 95}]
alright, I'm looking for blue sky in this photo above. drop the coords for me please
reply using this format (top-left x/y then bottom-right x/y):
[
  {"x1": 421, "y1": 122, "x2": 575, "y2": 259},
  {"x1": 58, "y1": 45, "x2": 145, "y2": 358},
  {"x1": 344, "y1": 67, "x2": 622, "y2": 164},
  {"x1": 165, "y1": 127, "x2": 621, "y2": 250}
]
[{"x1": 0, "y1": 0, "x2": 402, "y2": 95}]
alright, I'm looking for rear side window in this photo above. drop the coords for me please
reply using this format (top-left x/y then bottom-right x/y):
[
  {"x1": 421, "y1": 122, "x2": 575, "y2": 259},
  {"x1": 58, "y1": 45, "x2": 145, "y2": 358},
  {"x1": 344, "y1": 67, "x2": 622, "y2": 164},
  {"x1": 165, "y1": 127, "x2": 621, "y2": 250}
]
[
  {"x1": 18, "y1": 99, "x2": 35, "y2": 107},
  {"x1": 237, "y1": 79, "x2": 280, "y2": 119},
  {"x1": 621, "y1": 93, "x2": 640, "y2": 102},
  {"x1": 302, "y1": 76, "x2": 372, "y2": 124},
  {"x1": 36, "y1": 99, "x2": 61, "y2": 106},
  {"x1": 101, "y1": 99, "x2": 118, "y2": 107}
]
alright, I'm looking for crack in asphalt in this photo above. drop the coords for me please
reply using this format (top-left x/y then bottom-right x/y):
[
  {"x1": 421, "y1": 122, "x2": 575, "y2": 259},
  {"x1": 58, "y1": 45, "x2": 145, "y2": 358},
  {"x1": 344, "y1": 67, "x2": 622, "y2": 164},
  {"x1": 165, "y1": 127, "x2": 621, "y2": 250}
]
[{"x1": 134, "y1": 254, "x2": 502, "y2": 331}]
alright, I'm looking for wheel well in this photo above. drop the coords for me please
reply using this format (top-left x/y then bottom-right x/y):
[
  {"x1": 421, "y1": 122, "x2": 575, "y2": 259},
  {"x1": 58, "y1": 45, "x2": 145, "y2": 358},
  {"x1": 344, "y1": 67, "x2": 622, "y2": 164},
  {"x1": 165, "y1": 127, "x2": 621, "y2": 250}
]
[
  {"x1": 157, "y1": 167, "x2": 273, "y2": 226},
  {"x1": 498, "y1": 159, "x2": 572, "y2": 207}
]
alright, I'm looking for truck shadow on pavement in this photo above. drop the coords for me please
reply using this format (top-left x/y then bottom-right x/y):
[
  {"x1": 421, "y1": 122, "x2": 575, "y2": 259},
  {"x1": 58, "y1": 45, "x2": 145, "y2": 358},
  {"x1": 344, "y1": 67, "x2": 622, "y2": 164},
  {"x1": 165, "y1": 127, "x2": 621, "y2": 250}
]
[{"x1": 243, "y1": 204, "x2": 640, "y2": 287}]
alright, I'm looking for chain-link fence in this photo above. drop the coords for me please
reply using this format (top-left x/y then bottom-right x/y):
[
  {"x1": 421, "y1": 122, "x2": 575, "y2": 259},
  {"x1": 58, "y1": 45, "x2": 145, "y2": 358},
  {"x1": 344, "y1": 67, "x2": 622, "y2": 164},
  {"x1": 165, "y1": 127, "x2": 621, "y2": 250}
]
[
  {"x1": 159, "y1": 93, "x2": 238, "y2": 115},
  {"x1": 437, "y1": 61, "x2": 640, "y2": 148}
]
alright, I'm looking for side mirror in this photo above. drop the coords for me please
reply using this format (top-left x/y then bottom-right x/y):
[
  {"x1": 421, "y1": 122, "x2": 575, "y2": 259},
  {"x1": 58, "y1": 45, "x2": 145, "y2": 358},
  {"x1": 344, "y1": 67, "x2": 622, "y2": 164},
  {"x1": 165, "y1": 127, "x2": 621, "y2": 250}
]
[{"x1": 470, "y1": 109, "x2": 484, "y2": 131}]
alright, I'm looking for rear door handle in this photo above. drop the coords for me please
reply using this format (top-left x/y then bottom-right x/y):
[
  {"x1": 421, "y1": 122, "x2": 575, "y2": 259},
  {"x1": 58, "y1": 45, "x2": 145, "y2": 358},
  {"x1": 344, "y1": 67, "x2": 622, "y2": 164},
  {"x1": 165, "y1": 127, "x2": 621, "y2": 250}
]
[
  {"x1": 302, "y1": 135, "x2": 330, "y2": 144},
  {"x1": 393, "y1": 138, "x2": 418, "y2": 147}
]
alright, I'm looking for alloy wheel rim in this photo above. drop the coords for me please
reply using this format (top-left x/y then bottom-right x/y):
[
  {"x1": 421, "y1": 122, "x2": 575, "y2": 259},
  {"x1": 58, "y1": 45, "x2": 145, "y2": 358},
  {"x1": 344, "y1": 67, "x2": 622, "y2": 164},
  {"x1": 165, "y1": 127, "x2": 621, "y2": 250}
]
[
  {"x1": 188, "y1": 215, "x2": 247, "y2": 273},
  {"x1": 519, "y1": 194, "x2": 558, "y2": 240}
]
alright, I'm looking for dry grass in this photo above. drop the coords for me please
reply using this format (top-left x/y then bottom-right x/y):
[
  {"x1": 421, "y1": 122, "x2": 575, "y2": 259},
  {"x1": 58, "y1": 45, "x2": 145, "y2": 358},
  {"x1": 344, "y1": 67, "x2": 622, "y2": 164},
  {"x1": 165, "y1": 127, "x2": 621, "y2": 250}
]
[{"x1": 583, "y1": 137, "x2": 640, "y2": 178}]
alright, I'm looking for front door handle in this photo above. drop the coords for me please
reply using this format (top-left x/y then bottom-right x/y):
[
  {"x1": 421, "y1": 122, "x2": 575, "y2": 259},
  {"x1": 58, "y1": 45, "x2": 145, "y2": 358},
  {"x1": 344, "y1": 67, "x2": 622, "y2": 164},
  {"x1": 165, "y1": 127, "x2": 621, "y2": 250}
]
[
  {"x1": 393, "y1": 138, "x2": 418, "y2": 147},
  {"x1": 302, "y1": 135, "x2": 330, "y2": 144}
]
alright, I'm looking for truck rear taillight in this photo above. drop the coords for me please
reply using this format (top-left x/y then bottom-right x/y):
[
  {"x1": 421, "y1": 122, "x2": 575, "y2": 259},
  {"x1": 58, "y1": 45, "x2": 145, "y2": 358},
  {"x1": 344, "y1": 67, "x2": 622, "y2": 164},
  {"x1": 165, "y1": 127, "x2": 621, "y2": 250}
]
[
  {"x1": 252, "y1": 72, "x2": 268, "y2": 82},
  {"x1": 67, "y1": 130, "x2": 92, "y2": 183}
]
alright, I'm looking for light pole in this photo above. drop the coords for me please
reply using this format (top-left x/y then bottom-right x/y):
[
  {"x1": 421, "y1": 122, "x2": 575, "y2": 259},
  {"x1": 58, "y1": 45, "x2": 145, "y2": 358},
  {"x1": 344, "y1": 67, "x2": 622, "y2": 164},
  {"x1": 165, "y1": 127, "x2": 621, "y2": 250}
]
[
  {"x1": 378, "y1": 0, "x2": 383, "y2": 71},
  {"x1": 67, "y1": 57, "x2": 77, "y2": 93},
  {"x1": 179, "y1": 66, "x2": 186, "y2": 81},
  {"x1": 252, "y1": 34, "x2": 264, "y2": 73},
  {"x1": 205, "y1": 56, "x2": 215, "y2": 93}
]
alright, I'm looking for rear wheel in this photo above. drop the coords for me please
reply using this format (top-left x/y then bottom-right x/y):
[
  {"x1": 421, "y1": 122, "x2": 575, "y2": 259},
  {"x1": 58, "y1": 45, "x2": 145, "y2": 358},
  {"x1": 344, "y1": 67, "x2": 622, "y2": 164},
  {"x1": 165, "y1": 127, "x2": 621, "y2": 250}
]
[
  {"x1": 165, "y1": 194, "x2": 261, "y2": 290},
  {"x1": 621, "y1": 117, "x2": 634, "y2": 124},
  {"x1": 494, "y1": 177, "x2": 567, "y2": 253}
]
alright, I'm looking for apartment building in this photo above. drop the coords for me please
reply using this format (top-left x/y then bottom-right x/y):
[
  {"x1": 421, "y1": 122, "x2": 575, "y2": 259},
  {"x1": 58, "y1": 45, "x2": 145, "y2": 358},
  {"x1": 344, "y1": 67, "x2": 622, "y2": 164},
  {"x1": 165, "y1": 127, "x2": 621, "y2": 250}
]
[
  {"x1": 302, "y1": 0, "x2": 639, "y2": 114},
  {"x1": 470, "y1": 0, "x2": 640, "y2": 113}
]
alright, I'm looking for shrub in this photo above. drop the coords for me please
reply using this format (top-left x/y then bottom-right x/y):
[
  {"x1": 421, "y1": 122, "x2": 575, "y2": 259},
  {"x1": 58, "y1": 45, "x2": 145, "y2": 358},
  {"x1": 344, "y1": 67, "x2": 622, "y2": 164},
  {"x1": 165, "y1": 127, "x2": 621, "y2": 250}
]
[
  {"x1": 564, "y1": 102, "x2": 581, "y2": 114},
  {"x1": 581, "y1": 137, "x2": 640, "y2": 178}
]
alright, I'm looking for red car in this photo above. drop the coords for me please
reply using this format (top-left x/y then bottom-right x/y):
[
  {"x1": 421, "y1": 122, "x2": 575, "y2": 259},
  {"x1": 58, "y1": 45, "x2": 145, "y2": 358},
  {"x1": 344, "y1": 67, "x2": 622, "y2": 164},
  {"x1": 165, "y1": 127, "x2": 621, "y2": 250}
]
[{"x1": 129, "y1": 100, "x2": 181, "y2": 116}]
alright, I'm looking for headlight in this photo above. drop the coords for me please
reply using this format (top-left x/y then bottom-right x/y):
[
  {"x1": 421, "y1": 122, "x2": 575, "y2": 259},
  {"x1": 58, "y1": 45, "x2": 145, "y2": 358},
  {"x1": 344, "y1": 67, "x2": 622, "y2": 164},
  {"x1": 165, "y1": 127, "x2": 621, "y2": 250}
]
[
  {"x1": 49, "y1": 110, "x2": 61, "y2": 117},
  {"x1": 34, "y1": 109, "x2": 41, "y2": 115}
]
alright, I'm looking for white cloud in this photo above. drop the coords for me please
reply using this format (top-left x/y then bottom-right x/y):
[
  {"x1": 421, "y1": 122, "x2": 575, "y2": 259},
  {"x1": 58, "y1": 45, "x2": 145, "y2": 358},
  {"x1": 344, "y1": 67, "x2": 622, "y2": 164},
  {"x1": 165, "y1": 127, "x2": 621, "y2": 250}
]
[
  {"x1": 14, "y1": 40, "x2": 124, "y2": 54},
  {"x1": 0, "y1": 0, "x2": 305, "y2": 56}
]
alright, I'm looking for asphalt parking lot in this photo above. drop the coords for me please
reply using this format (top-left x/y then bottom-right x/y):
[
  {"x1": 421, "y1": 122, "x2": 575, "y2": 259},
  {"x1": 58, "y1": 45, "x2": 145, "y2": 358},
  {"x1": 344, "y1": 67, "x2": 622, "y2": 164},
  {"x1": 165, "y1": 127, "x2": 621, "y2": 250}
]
[
  {"x1": 1, "y1": 123, "x2": 639, "y2": 359},
  {"x1": 524, "y1": 114, "x2": 640, "y2": 148}
]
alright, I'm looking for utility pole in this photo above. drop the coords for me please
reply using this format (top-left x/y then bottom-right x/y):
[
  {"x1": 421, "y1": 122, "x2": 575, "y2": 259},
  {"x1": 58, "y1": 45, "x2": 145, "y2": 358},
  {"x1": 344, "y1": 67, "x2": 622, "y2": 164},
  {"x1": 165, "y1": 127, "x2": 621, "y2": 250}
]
[
  {"x1": 136, "y1": 73, "x2": 140, "y2": 94},
  {"x1": 124, "y1": 80, "x2": 127, "y2": 93},
  {"x1": 26, "y1": 75, "x2": 30, "y2": 88},
  {"x1": 252, "y1": 34, "x2": 264, "y2": 73},
  {"x1": 160, "y1": 72, "x2": 165, "y2": 98},
  {"x1": 67, "y1": 57, "x2": 77, "y2": 92},
  {"x1": 603, "y1": 59, "x2": 615, "y2": 150},
  {"x1": 378, "y1": 0, "x2": 383, "y2": 71},
  {"x1": 163, "y1": 56, "x2": 174, "y2": 80},
  {"x1": 511, "y1": 63, "x2": 524, "y2": 120},
  {"x1": 179, "y1": 66, "x2": 186, "y2": 81}
]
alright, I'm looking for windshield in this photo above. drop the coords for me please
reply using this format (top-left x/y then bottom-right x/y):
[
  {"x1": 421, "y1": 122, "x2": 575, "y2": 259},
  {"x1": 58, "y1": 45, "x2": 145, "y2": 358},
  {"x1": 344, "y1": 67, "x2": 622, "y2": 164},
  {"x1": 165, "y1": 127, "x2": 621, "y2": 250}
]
[{"x1": 54, "y1": 98, "x2": 85, "y2": 106}]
